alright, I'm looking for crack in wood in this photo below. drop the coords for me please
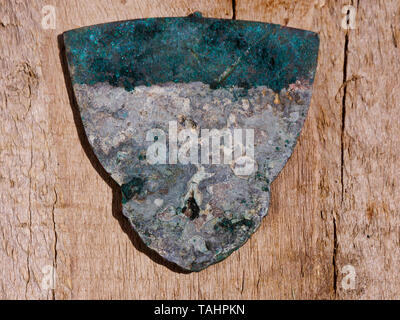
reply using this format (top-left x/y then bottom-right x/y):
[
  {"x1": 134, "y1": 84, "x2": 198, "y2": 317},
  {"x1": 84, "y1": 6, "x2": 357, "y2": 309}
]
[
  {"x1": 336, "y1": 0, "x2": 354, "y2": 297},
  {"x1": 51, "y1": 187, "x2": 58, "y2": 300},
  {"x1": 332, "y1": 216, "x2": 338, "y2": 295},
  {"x1": 341, "y1": 27, "x2": 349, "y2": 203}
]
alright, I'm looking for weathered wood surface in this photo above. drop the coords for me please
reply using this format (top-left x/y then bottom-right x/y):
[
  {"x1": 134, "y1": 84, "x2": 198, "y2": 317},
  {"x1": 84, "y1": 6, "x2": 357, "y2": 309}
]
[{"x1": 0, "y1": 0, "x2": 399, "y2": 299}]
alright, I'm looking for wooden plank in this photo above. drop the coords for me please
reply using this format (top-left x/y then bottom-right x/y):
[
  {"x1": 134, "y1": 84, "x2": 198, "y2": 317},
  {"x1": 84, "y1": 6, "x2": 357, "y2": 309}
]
[
  {"x1": 236, "y1": 0, "x2": 400, "y2": 299},
  {"x1": 235, "y1": 0, "x2": 346, "y2": 299},
  {"x1": 2, "y1": 0, "x2": 233, "y2": 300},
  {"x1": 337, "y1": 0, "x2": 400, "y2": 299},
  {"x1": 0, "y1": 0, "x2": 399, "y2": 299},
  {"x1": 0, "y1": 0, "x2": 57, "y2": 299},
  {"x1": 46, "y1": 0, "x2": 233, "y2": 301}
]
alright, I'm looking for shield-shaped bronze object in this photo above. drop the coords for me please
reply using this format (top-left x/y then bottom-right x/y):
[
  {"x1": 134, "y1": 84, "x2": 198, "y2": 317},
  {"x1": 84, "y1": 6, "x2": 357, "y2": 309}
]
[{"x1": 63, "y1": 13, "x2": 319, "y2": 271}]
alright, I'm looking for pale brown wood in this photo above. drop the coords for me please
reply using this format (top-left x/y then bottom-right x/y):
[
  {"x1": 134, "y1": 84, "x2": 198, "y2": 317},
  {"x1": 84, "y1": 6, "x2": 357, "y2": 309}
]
[
  {"x1": 0, "y1": 0, "x2": 399, "y2": 299},
  {"x1": 336, "y1": 0, "x2": 400, "y2": 299}
]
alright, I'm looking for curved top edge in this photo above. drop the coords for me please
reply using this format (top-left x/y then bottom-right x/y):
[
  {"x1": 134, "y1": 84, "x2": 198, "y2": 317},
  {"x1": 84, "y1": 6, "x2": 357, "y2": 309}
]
[
  {"x1": 63, "y1": 14, "x2": 319, "y2": 92},
  {"x1": 63, "y1": 13, "x2": 319, "y2": 38}
]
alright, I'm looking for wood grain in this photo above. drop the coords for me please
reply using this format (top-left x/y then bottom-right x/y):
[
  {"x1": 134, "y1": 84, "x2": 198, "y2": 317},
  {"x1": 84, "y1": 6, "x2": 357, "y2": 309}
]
[{"x1": 0, "y1": 0, "x2": 399, "y2": 299}]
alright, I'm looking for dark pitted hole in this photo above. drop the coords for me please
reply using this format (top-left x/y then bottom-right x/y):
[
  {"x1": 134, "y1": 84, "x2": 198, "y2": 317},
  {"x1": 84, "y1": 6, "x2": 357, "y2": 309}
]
[{"x1": 182, "y1": 196, "x2": 200, "y2": 220}]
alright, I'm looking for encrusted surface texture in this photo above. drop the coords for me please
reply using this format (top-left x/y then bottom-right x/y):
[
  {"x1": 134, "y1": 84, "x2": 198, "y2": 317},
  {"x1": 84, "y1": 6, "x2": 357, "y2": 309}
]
[{"x1": 64, "y1": 15, "x2": 319, "y2": 271}]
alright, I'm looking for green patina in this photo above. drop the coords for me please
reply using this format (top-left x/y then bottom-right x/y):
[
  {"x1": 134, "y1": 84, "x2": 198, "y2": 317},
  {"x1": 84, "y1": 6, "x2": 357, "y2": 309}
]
[
  {"x1": 214, "y1": 217, "x2": 254, "y2": 233},
  {"x1": 121, "y1": 177, "x2": 145, "y2": 204},
  {"x1": 63, "y1": 13, "x2": 319, "y2": 92}
]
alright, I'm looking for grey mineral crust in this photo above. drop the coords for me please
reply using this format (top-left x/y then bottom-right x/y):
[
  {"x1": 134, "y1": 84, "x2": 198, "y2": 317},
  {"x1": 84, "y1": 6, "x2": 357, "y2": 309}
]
[{"x1": 73, "y1": 81, "x2": 312, "y2": 271}]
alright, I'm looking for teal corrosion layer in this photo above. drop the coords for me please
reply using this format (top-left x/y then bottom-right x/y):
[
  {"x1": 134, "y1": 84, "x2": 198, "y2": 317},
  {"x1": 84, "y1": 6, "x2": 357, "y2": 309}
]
[{"x1": 63, "y1": 14, "x2": 319, "y2": 92}]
